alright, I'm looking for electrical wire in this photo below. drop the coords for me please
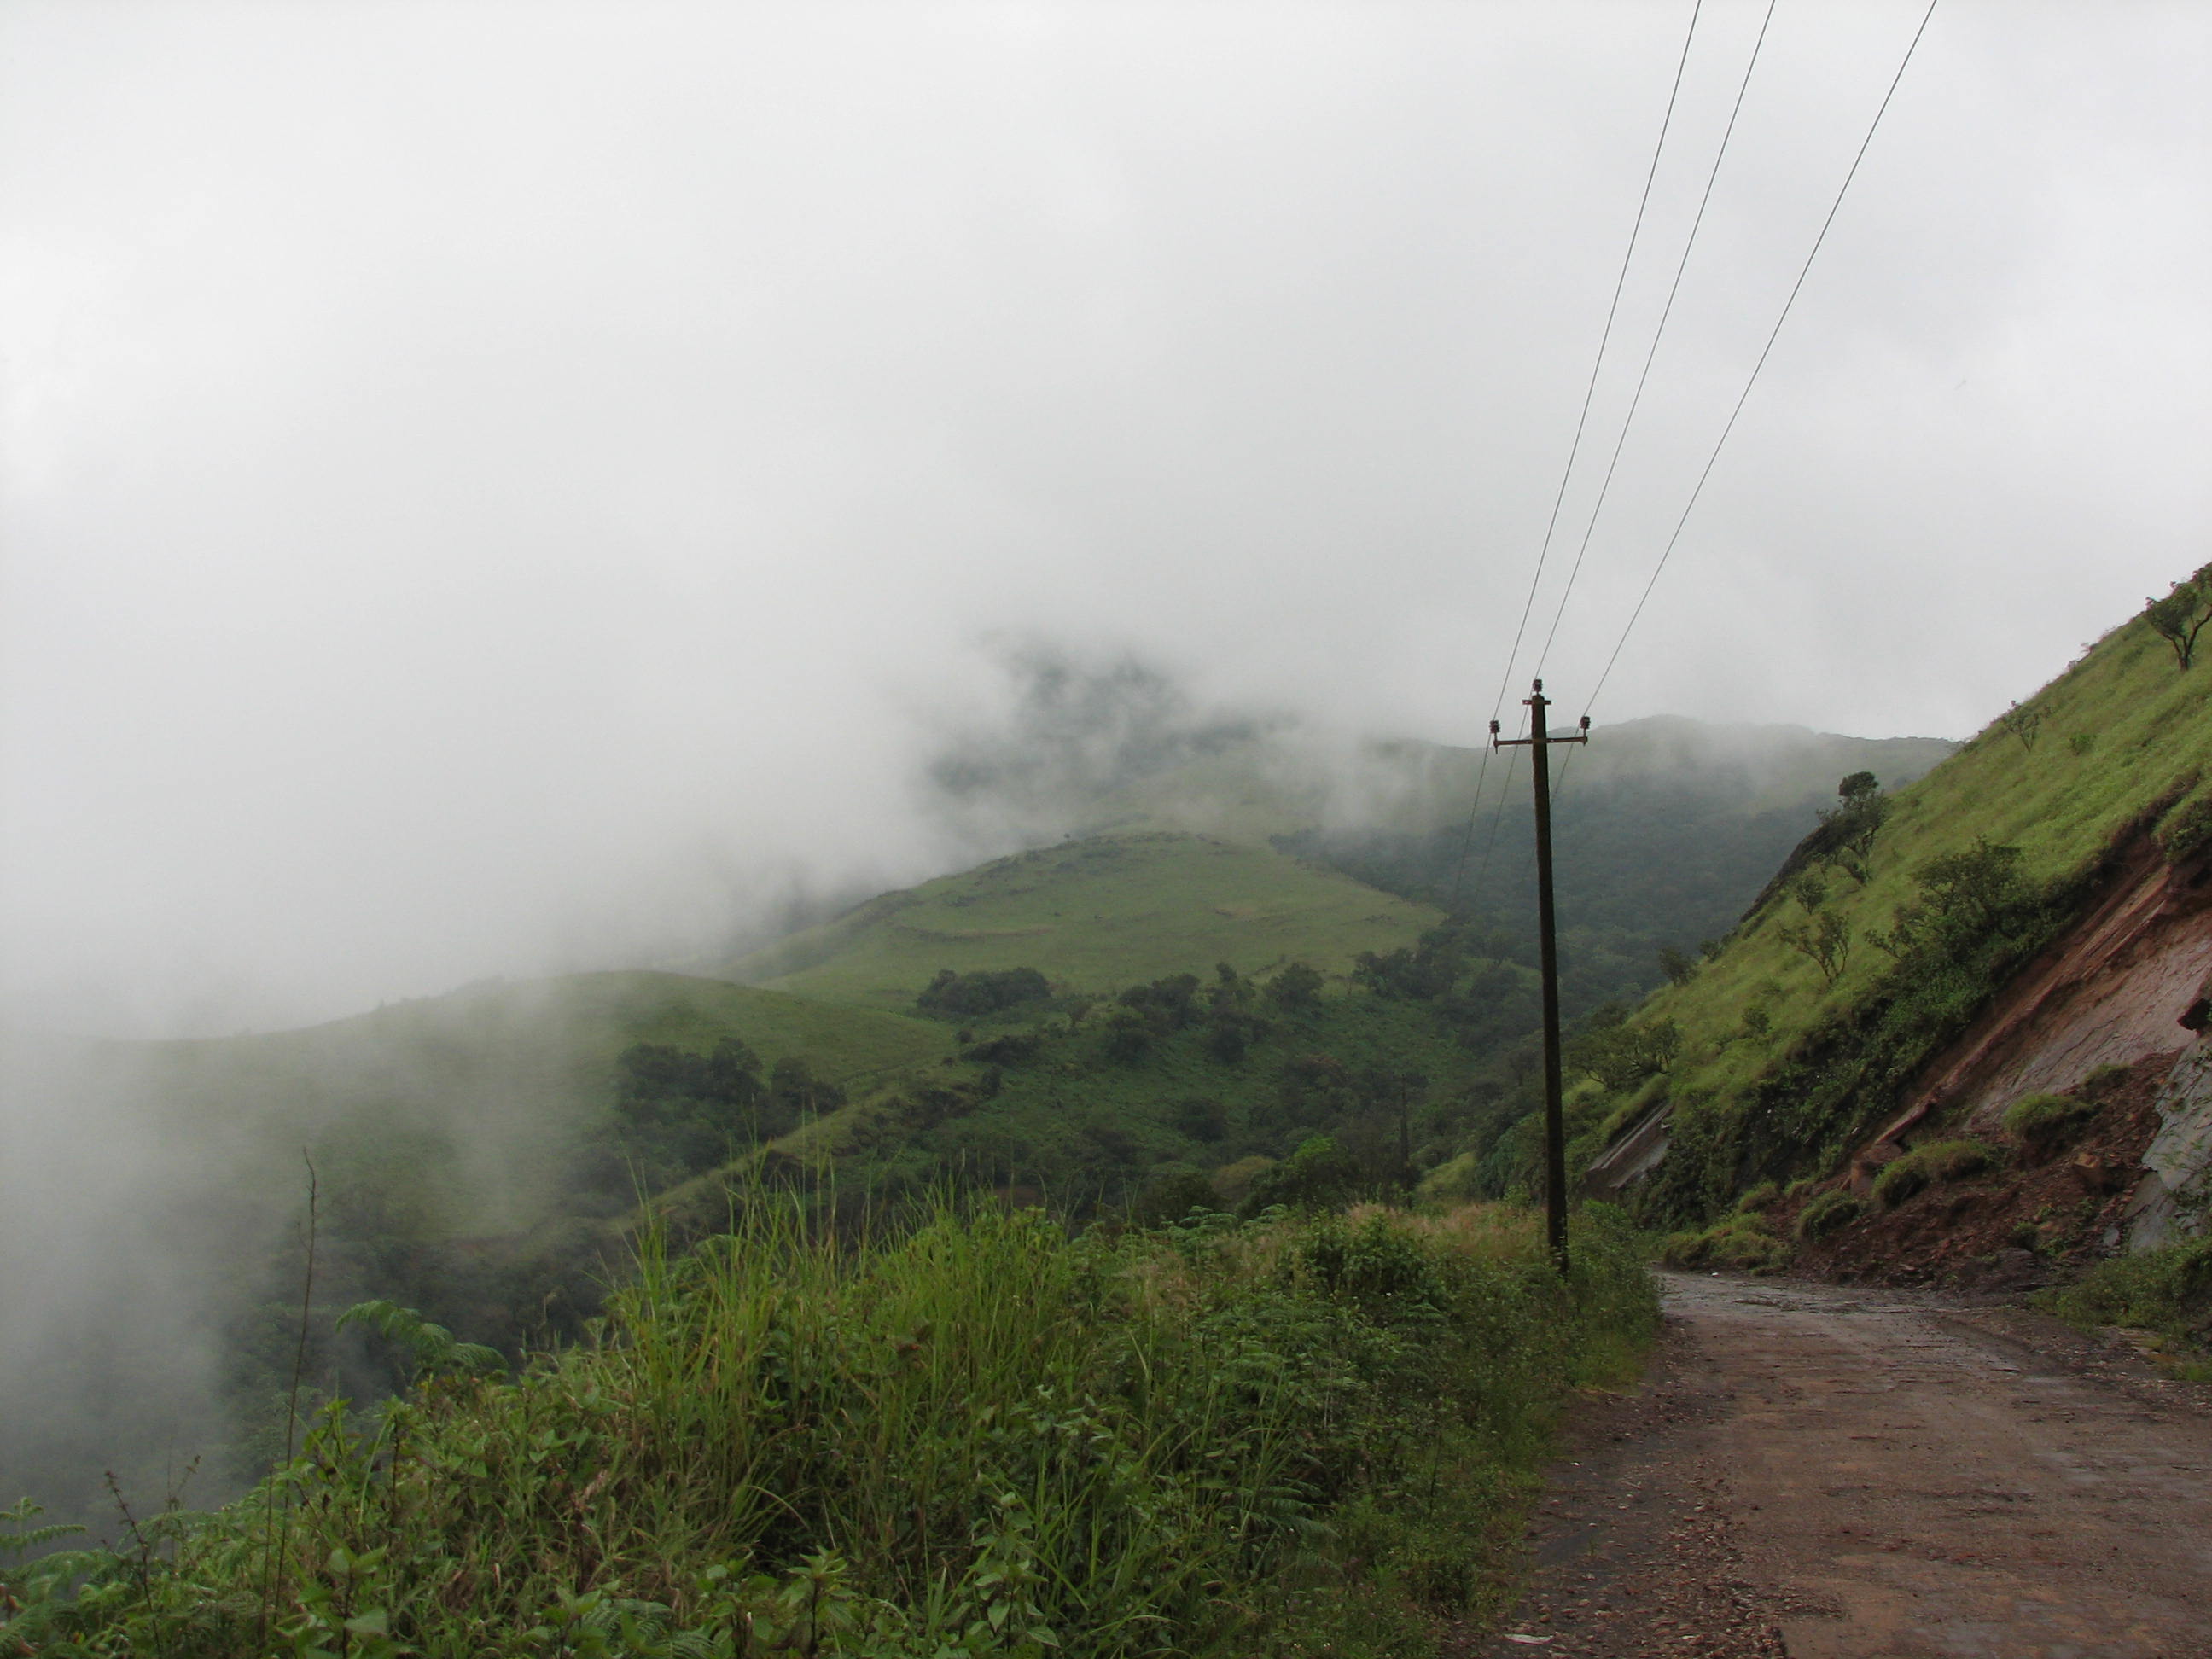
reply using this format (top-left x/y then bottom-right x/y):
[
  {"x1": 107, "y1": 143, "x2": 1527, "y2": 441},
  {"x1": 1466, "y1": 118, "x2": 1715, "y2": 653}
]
[
  {"x1": 1533, "y1": 0, "x2": 1780, "y2": 681},
  {"x1": 1447, "y1": 0, "x2": 1706, "y2": 911},
  {"x1": 1580, "y1": 0, "x2": 1941, "y2": 727}
]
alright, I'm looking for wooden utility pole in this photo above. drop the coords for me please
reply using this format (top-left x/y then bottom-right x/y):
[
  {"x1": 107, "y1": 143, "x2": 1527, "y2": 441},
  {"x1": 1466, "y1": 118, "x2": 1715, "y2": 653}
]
[{"x1": 1492, "y1": 680, "x2": 1588, "y2": 1272}]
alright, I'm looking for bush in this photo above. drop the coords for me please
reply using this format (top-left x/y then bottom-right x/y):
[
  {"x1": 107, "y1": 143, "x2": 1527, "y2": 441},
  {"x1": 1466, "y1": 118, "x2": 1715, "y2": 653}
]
[
  {"x1": 917, "y1": 966, "x2": 1051, "y2": 1017},
  {"x1": 1795, "y1": 1188, "x2": 1866, "y2": 1241},
  {"x1": 2037, "y1": 1235, "x2": 2212, "y2": 1359},
  {"x1": 2003, "y1": 1092, "x2": 2098, "y2": 1161},
  {"x1": 5, "y1": 1202, "x2": 1658, "y2": 1657},
  {"x1": 1734, "y1": 1181, "x2": 1783, "y2": 1214},
  {"x1": 1661, "y1": 1212, "x2": 1788, "y2": 1272},
  {"x1": 1873, "y1": 1138, "x2": 2000, "y2": 1208}
]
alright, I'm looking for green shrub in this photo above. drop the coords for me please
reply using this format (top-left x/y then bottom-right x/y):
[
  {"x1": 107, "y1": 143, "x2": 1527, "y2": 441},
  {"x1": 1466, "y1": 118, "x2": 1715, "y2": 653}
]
[
  {"x1": 2037, "y1": 1235, "x2": 2212, "y2": 1357},
  {"x1": 2002, "y1": 1092, "x2": 2098, "y2": 1160},
  {"x1": 1734, "y1": 1181, "x2": 1783, "y2": 1214},
  {"x1": 1795, "y1": 1188, "x2": 1866, "y2": 1241},
  {"x1": 1874, "y1": 1138, "x2": 2000, "y2": 1208},
  {"x1": 2161, "y1": 795, "x2": 2212, "y2": 864},
  {"x1": 1661, "y1": 1213, "x2": 1787, "y2": 1272}
]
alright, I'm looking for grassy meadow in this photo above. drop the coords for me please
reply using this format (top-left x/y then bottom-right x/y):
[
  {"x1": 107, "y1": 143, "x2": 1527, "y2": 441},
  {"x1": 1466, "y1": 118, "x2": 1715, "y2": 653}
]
[{"x1": 731, "y1": 834, "x2": 1442, "y2": 1013}]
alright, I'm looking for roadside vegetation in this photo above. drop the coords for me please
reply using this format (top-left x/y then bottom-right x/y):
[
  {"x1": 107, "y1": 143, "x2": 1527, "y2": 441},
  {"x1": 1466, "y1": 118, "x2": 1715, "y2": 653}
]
[
  {"x1": 2036, "y1": 1235, "x2": 2212, "y2": 1381},
  {"x1": 3, "y1": 1199, "x2": 1656, "y2": 1658}
]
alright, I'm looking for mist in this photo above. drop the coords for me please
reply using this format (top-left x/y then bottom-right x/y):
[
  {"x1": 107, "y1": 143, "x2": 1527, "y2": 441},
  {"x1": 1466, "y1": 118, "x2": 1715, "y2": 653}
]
[
  {"x1": 3, "y1": 0, "x2": 2209, "y2": 1530},
  {"x1": 3, "y1": 1, "x2": 2206, "y2": 1036}
]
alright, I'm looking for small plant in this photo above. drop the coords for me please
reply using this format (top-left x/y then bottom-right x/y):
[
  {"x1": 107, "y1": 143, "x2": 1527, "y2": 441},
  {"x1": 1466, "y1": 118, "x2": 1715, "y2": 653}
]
[
  {"x1": 1873, "y1": 1139, "x2": 2000, "y2": 1208},
  {"x1": 1795, "y1": 1189, "x2": 1866, "y2": 1241},
  {"x1": 1734, "y1": 1181, "x2": 1782, "y2": 1214},
  {"x1": 2160, "y1": 795, "x2": 2212, "y2": 865},
  {"x1": 2002, "y1": 1092, "x2": 2098, "y2": 1162},
  {"x1": 2068, "y1": 731, "x2": 2097, "y2": 757}
]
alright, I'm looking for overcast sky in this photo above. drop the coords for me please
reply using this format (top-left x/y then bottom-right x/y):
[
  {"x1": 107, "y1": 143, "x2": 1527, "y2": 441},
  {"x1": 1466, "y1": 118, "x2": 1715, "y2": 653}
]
[{"x1": 3, "y1": 1, "x2": 2207, "y2": 1033}]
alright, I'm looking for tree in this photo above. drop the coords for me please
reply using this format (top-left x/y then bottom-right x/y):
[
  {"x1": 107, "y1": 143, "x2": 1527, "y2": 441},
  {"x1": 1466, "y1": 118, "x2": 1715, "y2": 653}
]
[
  {"x1": 1657, "y1": 946, "x2": 1701, "y2": 987},
  {"x1": 1567, "y1": 1016, "x2": 1681, "y2": 1091},
  {"x1": 1996, "y1": 701, "x2": 2043, "y2": 752},
  {"x1": 1866, "y1": 837, "x2": 2027, "y2": 960},
  {"x1": 1818, "y1": 774, "x2": 1889, "y2": 885},
  {"x1": 1263, "y1": 961, "x2": 1325, "y2": 1012},
  {"x1": 1778, "y1": 909, "x2": 1852, "y2": 985},
  {"x1": 2145, "y1": 564, "x2": 2212, "y2": 669}
]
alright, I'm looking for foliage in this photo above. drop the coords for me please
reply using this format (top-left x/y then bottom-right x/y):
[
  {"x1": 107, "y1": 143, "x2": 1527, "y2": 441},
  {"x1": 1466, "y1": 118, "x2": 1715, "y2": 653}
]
[
  {"x1": 7, "y1": 1202, "x2": 1656, "y2": 1658},
  {"x1": 1659, "y1": 1211, "x2": 1787, "y2": 1272},
  {"x1": 917, "y1": 968, "x2": 1052, "y2": 1019},
  {"x1": 1872, "y1": 1139, "x2": 2000, "y2": 1208},
  {"x1": 2144, "y1": 563, "x2": 2212, "y2": 670},
  {"x1": 1778, "y1": 910, "x2": 1851, "y2": 986},
  {"x1": 2159, "y1": 792, "x2": 2212, "y2": 865},
  {"x1": 335, "y1": 1301, "x2": 508, "y2": 1384},
  {"x1": 2035, "y1": 1235, "x2": 2212, "y2": 1359},
  {"x1": 1733, "y1": 1181, "x2": 1781, "y2": 1214},
  {"x1": 1236, "y1": 1135, "x2": 1365, "y2": 1217},
  {"x1": 1996, "y1": 701, "x2": 2045, "y2": 752},
  {"x1": 1793, "y1": 1189, "x2": 1865, "y2": 1241},
  {"x1": 1566, "y1": 1017, "x2": 1681, "y2": 1092},
  {"x1": 2001, "y1": 1092, "x2": 2098, "y2": 1162}
]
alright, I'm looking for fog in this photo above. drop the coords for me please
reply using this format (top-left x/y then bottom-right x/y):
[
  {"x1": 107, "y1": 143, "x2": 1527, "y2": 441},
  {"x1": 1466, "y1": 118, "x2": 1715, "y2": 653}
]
[
  {"x1": 3, "y1": 2, "x2": 2207, "y2": 1032},
  {"x1": 5, "y1": 2, "x2": 2210, "y2": 1531}
]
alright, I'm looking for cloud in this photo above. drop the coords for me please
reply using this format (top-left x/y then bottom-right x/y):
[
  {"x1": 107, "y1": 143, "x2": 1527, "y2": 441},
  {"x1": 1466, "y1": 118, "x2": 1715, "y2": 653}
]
[{"x1": 1, "y1": 0, "x2": 2207, "y2": 1028}]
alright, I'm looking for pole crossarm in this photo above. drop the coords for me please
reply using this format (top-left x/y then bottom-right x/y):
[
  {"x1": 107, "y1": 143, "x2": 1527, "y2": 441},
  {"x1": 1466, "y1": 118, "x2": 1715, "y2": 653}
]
[{"x1": 1487, "y1": 679, "x2": 1586, "y2": 1273}]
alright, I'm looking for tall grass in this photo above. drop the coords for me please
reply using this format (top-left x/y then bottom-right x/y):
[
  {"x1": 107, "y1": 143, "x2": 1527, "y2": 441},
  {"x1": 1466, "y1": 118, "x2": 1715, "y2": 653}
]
[{"x1": 5, "y1": 1200, "x2": 1654, "y2": 1658}]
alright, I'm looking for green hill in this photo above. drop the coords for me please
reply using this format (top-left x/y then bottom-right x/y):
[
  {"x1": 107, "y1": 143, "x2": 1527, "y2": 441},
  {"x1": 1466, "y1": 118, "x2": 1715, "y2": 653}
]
[
  {"x1": 1464, "y1": 592, "x2": 2212, "y2": 1235},
  {"x1": 729, "y1": 831, "x2": 1443, "y2": 1012},
  {"x1": 121, "y1": 970, "x2": 949, "y2": 1226}
]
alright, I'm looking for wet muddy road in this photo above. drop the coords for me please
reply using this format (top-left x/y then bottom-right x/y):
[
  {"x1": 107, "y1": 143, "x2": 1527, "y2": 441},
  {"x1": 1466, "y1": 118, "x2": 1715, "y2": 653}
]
[{"x1": 1473, "y1": 1272, "x2": 2212, "y2": 1658}]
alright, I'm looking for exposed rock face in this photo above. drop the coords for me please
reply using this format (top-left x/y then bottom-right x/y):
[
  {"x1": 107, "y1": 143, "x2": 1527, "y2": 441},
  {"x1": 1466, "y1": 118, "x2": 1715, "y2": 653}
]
[
  {"x1": 1881, "y1": 841, "x2": 2212, "y2": 1150},
  {"x1": 1851, "y1": 844, "x2": 2212, "y2": 1253},
  {"x1": 2129, "y1": 1033, "x2": 2212, "y2": 1247}
]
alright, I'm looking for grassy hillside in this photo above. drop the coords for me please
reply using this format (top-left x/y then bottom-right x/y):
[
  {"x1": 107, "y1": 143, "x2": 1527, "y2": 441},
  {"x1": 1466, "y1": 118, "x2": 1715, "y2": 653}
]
[
  {"x1": 1500, "y1": 602, "x2": 2212, "y2": 1224},
  {"x1": 123, "y1": 971, "x2": 950, "y2": 1230},
  {"x1": 731, "y1": 831, "x2": 1442, "y2": 1013}
]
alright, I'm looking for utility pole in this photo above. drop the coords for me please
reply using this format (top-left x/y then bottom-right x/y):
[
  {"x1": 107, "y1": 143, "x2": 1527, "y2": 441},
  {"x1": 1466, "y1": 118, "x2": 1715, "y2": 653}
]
[{"x1": 1492, "y1": 680, "x2": 1588, "y2": 1272}]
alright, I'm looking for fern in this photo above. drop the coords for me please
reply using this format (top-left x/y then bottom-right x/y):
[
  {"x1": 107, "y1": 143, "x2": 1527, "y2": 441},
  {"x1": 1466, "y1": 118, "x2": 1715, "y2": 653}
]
[{"x1": 335, "y1": 1299, "x2": 506, "y2": 1382}]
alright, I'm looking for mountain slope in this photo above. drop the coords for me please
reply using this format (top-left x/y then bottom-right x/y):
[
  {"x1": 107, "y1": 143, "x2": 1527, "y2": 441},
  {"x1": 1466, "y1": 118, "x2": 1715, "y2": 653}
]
[
  {"x1": 1541, "y1": 601, "x2": 2212, "y2": 1275},
  {"x1": 728, "y1": 831, "x2": 1443, "y2": 1012}
]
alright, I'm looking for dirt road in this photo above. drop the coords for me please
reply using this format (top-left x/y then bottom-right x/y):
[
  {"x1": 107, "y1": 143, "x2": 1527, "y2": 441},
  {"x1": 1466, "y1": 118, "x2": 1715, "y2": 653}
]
[{"x1": 1476, "y1": 1272, "x2": 2212, "y2": 1658}]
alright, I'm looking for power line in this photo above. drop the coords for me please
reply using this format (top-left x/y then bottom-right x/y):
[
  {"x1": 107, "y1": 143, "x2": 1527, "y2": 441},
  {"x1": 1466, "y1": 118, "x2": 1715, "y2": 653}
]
[
  {"x1": 1534, "y1": 0, "x2": 1780, "y2": 680},
  {"x1": 1581, "y1": 0, "x2": 1942, "y2": 725},
  {"x1": 1448, "y1": 0, "x2": 1706, "y2": 911}
]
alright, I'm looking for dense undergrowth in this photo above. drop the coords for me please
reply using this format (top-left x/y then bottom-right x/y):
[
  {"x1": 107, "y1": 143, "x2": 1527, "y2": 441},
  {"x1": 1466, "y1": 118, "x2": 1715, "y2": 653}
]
[
  {"x1": 4, "y1": 1200, "x2": 1655, "y2": 1658},
  {"x1": 2036, "y1": 1235, "x2": 2212, "y2": 1380}
]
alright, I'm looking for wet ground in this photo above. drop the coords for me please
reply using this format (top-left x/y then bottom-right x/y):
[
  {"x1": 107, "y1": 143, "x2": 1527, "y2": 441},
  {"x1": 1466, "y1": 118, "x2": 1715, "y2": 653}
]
[{"x1": 1468, "y1": 1272, "x2": 2212, "y2": 1658}]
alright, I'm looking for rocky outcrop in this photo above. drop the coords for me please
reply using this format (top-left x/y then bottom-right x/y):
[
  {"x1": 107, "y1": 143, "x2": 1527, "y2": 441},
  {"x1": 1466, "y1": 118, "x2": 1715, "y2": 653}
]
[
  {"x1": 2128, "y1": 1033, "x2": 2212, "y2": 1247},
  {"x1": 1858, "y1": 839, "x2": 2212, "y2": 1249}
]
